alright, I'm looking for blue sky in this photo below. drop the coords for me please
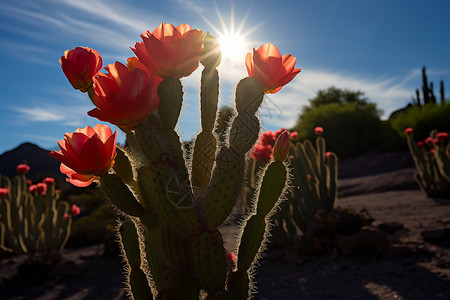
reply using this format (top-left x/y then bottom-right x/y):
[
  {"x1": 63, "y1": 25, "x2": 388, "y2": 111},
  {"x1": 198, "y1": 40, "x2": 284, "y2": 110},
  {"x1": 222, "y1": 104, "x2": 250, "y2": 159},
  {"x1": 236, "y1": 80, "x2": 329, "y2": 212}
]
[{"x1": 1, "y1": 0, "x2": 449, "y2": 155}]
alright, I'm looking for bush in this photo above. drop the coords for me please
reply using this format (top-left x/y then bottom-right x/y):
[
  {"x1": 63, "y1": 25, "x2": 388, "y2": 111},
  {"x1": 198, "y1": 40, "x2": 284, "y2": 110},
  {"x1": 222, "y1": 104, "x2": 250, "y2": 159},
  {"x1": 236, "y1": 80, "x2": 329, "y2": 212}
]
[
  {"x1": 293, "y1": 102, "x2": 401, "y2": 157},
  {"x1": 391, "y1": 103, "x2": 450, "y2": 141}
]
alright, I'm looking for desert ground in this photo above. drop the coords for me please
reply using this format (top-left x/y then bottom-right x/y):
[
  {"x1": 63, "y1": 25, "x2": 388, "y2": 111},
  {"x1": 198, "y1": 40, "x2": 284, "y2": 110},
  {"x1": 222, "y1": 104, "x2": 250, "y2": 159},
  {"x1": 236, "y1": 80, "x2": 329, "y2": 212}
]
[{"x1": 1, "y1": 152, "x2": 450, "y2": 300}]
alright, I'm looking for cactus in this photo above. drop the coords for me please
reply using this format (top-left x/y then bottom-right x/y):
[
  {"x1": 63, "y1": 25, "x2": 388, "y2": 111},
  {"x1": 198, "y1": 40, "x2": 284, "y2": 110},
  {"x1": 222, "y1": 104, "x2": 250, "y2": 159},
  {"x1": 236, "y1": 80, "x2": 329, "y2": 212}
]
[
  {"x1": 406, "y1": 129, "x2": 450, "y2": 198},
  {"x1": 0, "y1": 170, "x2": 73, "y2": 255},
  {"x1": 245, "y1": 129, "x2": 338, "y2": 246},
  {"x1": 53, "y1": 24, "x2": 301, "y2": 299}
]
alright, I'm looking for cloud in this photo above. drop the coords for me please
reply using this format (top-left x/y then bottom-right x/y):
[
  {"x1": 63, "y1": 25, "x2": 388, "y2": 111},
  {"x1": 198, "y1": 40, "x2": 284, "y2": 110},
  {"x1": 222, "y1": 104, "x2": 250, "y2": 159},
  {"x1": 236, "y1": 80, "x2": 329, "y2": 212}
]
[
  {"x1": 11, "y1": 103, "x2": 92, "y2": 127},
  {"x1": 256, "y1": 68, "x2": 419, "y2": 131}
]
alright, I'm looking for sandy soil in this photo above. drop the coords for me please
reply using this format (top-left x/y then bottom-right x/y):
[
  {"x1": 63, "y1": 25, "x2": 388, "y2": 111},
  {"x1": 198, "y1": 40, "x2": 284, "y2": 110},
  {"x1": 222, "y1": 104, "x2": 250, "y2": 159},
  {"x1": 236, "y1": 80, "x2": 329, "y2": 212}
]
[{"x1": 1, "y1": 153, "x2": 450, "y2": 300}]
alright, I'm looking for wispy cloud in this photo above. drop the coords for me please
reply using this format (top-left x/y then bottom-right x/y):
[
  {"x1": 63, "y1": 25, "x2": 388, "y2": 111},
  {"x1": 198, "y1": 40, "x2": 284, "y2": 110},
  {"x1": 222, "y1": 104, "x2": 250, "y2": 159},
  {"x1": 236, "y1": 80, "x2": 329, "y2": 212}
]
[
  {"x1": 11, "y1": 102, "x2": 92, "y2": 127},
  {"x1": 257, "y1": 68, "x2": 420, "y2": 130}
]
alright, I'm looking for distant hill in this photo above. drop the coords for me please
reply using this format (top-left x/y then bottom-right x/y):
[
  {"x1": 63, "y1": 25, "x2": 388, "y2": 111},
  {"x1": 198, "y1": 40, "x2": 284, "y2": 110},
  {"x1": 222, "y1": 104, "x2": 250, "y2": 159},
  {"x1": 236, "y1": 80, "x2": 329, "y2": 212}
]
[{"x1": 0, "y1": 142, "x2": 66, "y2": 183}]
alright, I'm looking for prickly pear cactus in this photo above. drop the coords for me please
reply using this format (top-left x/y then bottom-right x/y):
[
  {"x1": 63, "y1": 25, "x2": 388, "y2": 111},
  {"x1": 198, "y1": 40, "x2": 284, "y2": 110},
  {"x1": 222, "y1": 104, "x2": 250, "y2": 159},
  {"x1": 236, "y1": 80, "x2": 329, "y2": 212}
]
[{"x1": 406, "y1": 129, "x2": 450, "y2": 198}]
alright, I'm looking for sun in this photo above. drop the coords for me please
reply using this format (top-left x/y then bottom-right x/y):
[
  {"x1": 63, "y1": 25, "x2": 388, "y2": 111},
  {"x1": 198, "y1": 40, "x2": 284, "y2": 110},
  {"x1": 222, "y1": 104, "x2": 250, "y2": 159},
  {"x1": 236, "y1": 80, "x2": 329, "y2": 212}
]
[
  {"x1": 197, "y1": 4, "x2": 261, "y2": 64},
  {"x1": 218, "y1": 32, "x2": 247, "y2": 62}
]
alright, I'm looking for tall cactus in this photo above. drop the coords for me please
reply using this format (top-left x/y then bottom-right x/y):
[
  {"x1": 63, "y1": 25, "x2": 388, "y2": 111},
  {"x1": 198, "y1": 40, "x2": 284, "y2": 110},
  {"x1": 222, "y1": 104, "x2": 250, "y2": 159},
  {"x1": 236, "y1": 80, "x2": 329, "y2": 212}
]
[
  {"x1": 52, "y1": 23, "x2": 301, "y2": 299},
  {"x1": 0, "y1": 169, "x2": 74, "y2": 255},
  {"x1": 245, "y1": 129, "x2": 338, "y2": 246},
  {"x1": 406, "y1": 128, "x2": 450, "y2": 198}
]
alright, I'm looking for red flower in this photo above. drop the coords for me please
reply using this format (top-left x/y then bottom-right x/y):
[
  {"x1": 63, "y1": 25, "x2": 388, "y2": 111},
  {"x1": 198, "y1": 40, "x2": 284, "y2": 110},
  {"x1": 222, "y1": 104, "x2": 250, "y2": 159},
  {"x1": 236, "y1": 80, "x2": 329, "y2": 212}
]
[
  {"x1": 416, "y1": 141, "x2": 425, "y2": 148},
  {"x1": 50, "y1": 124, "x2": 117, "y2": 187},
  {"x1": 29, "y1": 185, "x2": 38, "y2": 193},
  {"x1": 60, "y1": 47, "x2": 103, "y2": 92},
  {"x1": 425, "y1": 137, "x2": 432, "y2": 144},
  {"x1": 0, "y1": 188, "x2": 9, "y2": 198},
  {"x1": 132, "y1": 22, "x2": 204, "y2": 78},
  {"x1": 17, "y1": 164, "x2": 30, "y2": 174},
  {"x1": 43, "y1": 177, "x2": 55, "y2": 185},
  {"x1": 71, "y1": 204, "x2": 81, "y2": 216},
  {"x1": 430, "y1": 149, "x2": 435, "y2": 155},
  {"x1": 37, "y1": 183, "x2": 47, "y2": 195},
  {"x1": 27, "y1": 180, "x2": 32, "y2": 185},
  {"x1": 289, "y1": 131, "x2": 298, "y2": 140},
  {"x1": 315, "y1": 127, "x2": 324, "y2": 136},
  {"x1": 246, "y1": 42, "x2": 301, "y2": 94},
  {"x1": 432, "y1": 138, "x2": 439, "y2": 145},
  {"x1": 273, "y1": 131, "x2": 290, "y2": 161},
  {"x1": 260, "y1": 130, "x2": 276, "y2": 146},
  {"x1": 63, "y1": 213, "x2": 69, "y2": 222},
  {"x1": 274, "y1": 128, "x2": 286, "y2": 139},
  {"x1": 404, "y1": 127, "x2": 413, "y2": 136},
  {"x1": 89, "y1": 61, "x2": 159, "y2": 130},
  {"x1": 251, "y1": 144, "x2": 273, "y2": 160},
  {"x1": 436, "y1": 132, "x2": 449, "y2": 141}
]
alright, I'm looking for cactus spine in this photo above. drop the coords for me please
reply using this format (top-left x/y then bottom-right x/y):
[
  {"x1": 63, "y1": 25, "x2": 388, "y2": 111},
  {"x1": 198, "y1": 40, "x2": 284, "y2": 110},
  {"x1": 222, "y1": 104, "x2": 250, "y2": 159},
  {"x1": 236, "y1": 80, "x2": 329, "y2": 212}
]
[{"x1": 96, "y1": 33, "x2": 290, "y2": 299}]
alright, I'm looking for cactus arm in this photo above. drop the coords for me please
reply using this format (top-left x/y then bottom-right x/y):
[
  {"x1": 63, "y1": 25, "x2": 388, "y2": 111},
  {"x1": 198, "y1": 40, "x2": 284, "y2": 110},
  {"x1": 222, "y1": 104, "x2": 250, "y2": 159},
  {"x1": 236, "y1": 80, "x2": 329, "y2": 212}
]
[
  {"x1": 119, "y1": 220, "x2": 153, "y2": 300},
  {"x1": 191, "y1": 66, "x2": 219, "y2": 197}
]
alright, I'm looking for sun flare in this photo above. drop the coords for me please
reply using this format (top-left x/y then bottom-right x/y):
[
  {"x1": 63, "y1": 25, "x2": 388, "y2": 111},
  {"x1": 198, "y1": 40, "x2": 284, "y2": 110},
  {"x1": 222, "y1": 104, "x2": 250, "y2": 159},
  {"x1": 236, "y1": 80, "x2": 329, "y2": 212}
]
[{"x1": 218, "y1": 32, "x2": 247, "y2": 62}]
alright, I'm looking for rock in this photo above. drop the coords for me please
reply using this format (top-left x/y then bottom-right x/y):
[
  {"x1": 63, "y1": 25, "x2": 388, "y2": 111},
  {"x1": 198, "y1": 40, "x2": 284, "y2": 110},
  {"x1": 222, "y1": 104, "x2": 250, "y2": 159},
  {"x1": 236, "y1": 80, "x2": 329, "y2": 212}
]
[
  {"x1": 421, "y1": 229, "x2": 447, "y2": 242},
  {"x1": 335, "y1": 226, "x2": 390, "y2": 256},
  {"x1": 382, "y1": 244, "x2": 415, "y2": 258},
  {"x1": 377, "y1": 222, "x2": 405, "y2": 234}
]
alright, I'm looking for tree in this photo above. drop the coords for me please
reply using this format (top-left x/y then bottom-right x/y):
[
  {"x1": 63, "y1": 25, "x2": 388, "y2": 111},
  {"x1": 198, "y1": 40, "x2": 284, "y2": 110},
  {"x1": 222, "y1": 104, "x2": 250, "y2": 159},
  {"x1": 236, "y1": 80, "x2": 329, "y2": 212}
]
[{"x1": 292, "y1": 87, "x2": 400, "y2": 157}]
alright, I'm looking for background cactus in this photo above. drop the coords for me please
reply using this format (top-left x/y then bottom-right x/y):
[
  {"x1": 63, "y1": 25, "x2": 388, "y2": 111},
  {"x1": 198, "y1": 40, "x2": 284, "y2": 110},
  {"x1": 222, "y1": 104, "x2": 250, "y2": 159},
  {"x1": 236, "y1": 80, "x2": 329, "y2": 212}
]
[
  {"x1": 244, "y1": 130, "x2": 338, "y2": 247},
  {"x1": 0, "y1": 170, "x2": 74, "y2": 255},
  {"x1": 406, "y1": 129, "x2": 450, "y2": 198}
]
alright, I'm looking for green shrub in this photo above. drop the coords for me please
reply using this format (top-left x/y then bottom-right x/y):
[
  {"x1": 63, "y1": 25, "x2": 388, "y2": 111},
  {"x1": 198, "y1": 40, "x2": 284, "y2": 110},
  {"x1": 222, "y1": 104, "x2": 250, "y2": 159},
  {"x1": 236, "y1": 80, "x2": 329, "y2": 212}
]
[
  {"x1": 391, "y1": 103, "x2": 450, "y2": 141},
  {"x1": 293, "y1": 102, "x2": 400, "y2": 157}
]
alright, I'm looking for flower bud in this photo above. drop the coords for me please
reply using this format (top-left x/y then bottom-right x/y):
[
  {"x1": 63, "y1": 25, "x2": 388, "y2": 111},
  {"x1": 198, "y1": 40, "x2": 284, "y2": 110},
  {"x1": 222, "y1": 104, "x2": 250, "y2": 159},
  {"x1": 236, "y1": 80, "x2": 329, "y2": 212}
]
[
  {"x1": 71, "y1": 204, "x2": 81, "y2": 216},
  {"x1": 17, "y1": 164, "x2": 30, "y2": 174},
  {"x1": 404, "y1": 127, "x2": 413, "y2": 136},
  {"x1": 0, "y1": 188, "x2": 9, "y2": 198},
  {"x1": 273, "y1": 131, "x2": 290, "y2": 162},
  {"x1": 315, "y1": 127, "x2": 324, "y2": 136}
]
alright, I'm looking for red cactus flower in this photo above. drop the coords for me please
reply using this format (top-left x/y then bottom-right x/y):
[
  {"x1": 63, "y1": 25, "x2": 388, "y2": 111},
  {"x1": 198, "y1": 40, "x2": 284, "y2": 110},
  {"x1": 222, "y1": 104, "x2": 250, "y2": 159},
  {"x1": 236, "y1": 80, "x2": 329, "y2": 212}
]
[
  {"x1": 315, "y1": 127, "x2": 324, "y2": 136},
  {"x1": 273, "y1": 131, "x2": 290, "y2": 161},
  {"x1": 274, "y1": 128, "x2": 286, "y2": 139},
  {"x1": 89, "y1": 61, "x2": 159, "y2": 130},
  {"x1": 16, "y1": 164, "x2": 30, "y2": 174},
  {"x1": 260, "y1": 130, "x2": 276, "y2": 146},
  {"x1": 71, "y1": 204, "x2": 81, "y2": 216},
  {"x1": 132, "y1": 22, "x2": 204, "y2": 78},
  {"x1": 289, "y1": 131, "x2": 298, "y2": 140},
  {"x1": 27, "y1": 180, "x2": 32, "y2": 185},
  {"x1": 246, "y1": 42, "x2": 301, "y2": 94},
  {"x1": 404, "y1": 127, "x2": 413, "y2": 136},
  {"x1": 37, "y1": 183, "x2": 47, "y2": 195},
  {"x1": 50, "y1": 124, "x2": 117, "y2": 187},
  {"x1": 0, "y1": 188, "x2": 9, "y2": 198},
  {"x1": 424, "y1": 137, "x2": 432, "y2": 144},
  {"x1": 416, "y1": 141, "x2": 425, "y2": 148},
  {"x1": 430, "y1": 149, "x2": 435, "y2": 155},
  {"x1": 432, "y1": 138, "x2": 439, "y2": 145},
  {"x1": 251, "y1": 143, "x2": 273, "y2": 160},
  {"x1": 43, "y1": 177, "x2": 55, "y2": 185},
  {"x1": 29, "y1": 185, "x2": 38, "y2": 193},
  {"x1": 60, "y1": 47, "x2": 103, "y2": 92},
  {"x1": 436, "y1": 132, "x2": 449, "y2": 141}
]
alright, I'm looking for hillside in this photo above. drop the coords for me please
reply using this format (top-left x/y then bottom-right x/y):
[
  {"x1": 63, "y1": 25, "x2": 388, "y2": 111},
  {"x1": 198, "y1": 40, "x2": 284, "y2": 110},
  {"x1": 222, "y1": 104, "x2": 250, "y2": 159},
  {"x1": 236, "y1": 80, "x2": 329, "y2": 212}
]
[{"x1": 0, "y1": 142, "x2": 65, "y2": 183}]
